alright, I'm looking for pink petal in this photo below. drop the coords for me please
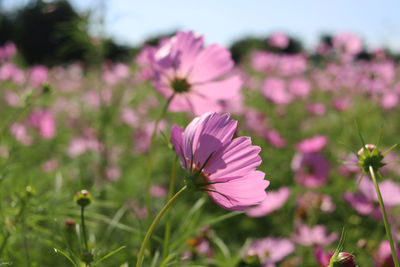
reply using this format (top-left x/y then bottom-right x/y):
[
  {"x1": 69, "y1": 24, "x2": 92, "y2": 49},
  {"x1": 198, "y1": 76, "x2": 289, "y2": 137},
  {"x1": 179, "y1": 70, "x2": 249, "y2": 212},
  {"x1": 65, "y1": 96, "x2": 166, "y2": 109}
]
[
  {"x1": 207, "y1": 170, "x2": 269, "y2": 211},
  {"x1": 189, "y1": 44, "x2": 234, "y2": 83},
  {"x1": 193, "y1": 75, "x2": 242, "y2": 100},
  {"x1": 206, "y1": 137, "x2": 262, "y2": 181},
  {"x1": 182, "y1": 113, "x2": 237, "y2": 167}
]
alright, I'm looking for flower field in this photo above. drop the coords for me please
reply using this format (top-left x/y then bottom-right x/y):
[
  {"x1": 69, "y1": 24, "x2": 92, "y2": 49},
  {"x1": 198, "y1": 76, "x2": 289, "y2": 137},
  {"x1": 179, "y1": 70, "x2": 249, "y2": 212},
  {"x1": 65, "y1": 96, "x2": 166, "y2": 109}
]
[{"x1": 0, "y1": 30, "x2": 400, "y2": 266}]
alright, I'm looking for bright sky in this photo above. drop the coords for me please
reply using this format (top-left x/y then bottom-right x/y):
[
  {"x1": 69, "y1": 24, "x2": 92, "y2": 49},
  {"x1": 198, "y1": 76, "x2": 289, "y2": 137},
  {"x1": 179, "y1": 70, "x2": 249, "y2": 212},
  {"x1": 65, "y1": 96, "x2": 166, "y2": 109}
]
[{"x1": 3, "y1": 0, "x2": 400, "y2": 51}]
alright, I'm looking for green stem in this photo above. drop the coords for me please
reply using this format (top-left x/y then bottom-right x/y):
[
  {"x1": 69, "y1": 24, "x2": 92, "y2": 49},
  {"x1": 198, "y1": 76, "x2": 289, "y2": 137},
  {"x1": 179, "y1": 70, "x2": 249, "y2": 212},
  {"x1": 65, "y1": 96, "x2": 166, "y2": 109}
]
[
  {"x1": 81, "y1": 206, "x2": 89, "y2": 252},
  {"x1": 145, "y1": 94, "x2": 175, "y2": 222},
  {"x1": 137, "y1": 185, "x2": 186, "y2": 267},
  {"x1": 0, "y1": 193, "x2": 29, "y2": 257},
  {"x1": 162, "y1": 156, "x2": 178, "y2": 260},
  {"x1": 369, "y1": 166, "x2": 400, "y2": 267}
]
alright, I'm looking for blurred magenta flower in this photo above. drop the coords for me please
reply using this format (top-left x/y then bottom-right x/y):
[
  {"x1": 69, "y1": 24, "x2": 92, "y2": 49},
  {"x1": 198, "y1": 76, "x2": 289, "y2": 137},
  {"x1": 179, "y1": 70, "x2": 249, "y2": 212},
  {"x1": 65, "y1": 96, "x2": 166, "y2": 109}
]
[
  {"x1": 102, "y1": 62, "x2": 130, "y2": 85},
  {"x1": 151, "y1": 31, "x2": 242, "y2": 115},
  {"x1": 264, "y1": 129, "x2": 287, "y2": 148},
  {"x1": 292, "y1": 224, "x2": 338, "y2": 246},
  {"x1": 170, "y1": 112, "x2": 269, "y2": 211},
  {"x1": 375, "y1": 240, "x2": 400, "y2": 267},
  {"x1": 268, "y1": 32, "x2": 289, "y2": 49},
  {"x1": 0, "y1": 41, "x2": 17, "y2": 61},
  {"x1": 246, "y1": 187, "x2": 290, "y2": 217},
  {"x1": 244, "y1": 237, "x2": 295, "y2": 267}
]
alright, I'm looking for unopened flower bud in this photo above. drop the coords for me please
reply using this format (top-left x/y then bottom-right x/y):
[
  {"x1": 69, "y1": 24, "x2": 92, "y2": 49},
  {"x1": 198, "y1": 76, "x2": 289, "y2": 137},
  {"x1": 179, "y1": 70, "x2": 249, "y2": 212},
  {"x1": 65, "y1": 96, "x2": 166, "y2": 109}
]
[
  {"x1": 330, "y1": 252, "x2": 357, "y2": 267},
  {"x1": 74, "y1": 190, "x2": 92, "y2": 207},
  {"x1": 356, "y1": 144, "x2": 385, "y2": 173}
]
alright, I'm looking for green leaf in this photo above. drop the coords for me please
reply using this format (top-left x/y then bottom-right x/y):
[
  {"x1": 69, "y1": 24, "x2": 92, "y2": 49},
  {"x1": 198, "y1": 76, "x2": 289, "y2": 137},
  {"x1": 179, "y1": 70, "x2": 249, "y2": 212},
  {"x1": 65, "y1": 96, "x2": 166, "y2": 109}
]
[{"x1": 94, "y1": 245, "x2": 126, "y2": 265}]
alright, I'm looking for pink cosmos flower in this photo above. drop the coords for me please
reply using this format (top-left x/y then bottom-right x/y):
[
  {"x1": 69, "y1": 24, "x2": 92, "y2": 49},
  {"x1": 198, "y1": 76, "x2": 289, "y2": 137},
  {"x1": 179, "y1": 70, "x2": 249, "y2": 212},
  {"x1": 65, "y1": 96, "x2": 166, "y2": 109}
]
[
  {"x1": 151, "y1": 31, "x2": 242, "y2": 115},
  {"x1": 170, "y1": 112, "x2": 269, "y2": 211},
  {"x1": 245, "y1": 237, "x2": 295, "y2": 267},
  {"x1": 246, "y1": 187, "x2": 290, "y2": 217},
  {"x1": 292, "y1": 224, "x2": 338, "y2": 246},
  {"x1": 268, "y1": 32, "x2": 290, "y2": 49},
  {"x1": 264, "y1": 129, "x2": 287, "y2": 148}
]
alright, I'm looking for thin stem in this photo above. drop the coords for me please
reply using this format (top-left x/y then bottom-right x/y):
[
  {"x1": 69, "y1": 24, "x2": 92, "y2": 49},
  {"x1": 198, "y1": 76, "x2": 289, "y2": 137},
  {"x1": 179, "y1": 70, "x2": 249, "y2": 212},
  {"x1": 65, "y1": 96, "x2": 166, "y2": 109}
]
[
  {"x1": 81, "y1": 206, "x2": 89, "y2": 252},
  {"x1": 145, "y1": 94, "x2": 175, "y2": 222},
  {"x1": 369, "y1": 166, "x2": 400, "y2": 267},
  {"x1": 137, "y1": 185, "x2": 187, "y2": 267},
  {"x1": 162, "y1": 156, "x2": 178, "y2": 260}
]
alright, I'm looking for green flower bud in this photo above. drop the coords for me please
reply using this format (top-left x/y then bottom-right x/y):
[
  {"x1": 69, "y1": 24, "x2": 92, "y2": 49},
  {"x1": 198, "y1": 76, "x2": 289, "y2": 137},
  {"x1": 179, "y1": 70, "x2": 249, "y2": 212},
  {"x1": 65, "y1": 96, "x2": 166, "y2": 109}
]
[
  {"x1": 357, "y1": 144, "x2": 385, "y2": 173},
  {"x1": 74, "y1": 190, "x2": 92, "y2": 207}
]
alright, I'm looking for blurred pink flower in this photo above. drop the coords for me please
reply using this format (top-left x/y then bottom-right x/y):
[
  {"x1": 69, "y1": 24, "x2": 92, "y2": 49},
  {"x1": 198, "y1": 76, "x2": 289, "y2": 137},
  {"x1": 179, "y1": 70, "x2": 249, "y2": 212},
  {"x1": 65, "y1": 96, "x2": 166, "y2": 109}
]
[
  {"x1": 268, "y1": 32, "x2": 289, "y2": 49},
  {"x1": 10, "y1": 123, "x2": 33, "y2": 146},
  {"x1": 133, "y1": 120, "x2": 167, "y2": 154},
  {"x1": 245, "y1": 237, "x2": 295, "y2": 267},
  {"x1": 381, "y1": 92, "x2": 398, "y2": 110},
  {"x1": 68, "y1": 136, "x2": 103, "y2": 158},
  {"x1": 344, "y1": 178, "x2": 400, "y2": 219},
  {"x1": 333, "y1": 32, "x2": 363, "y2": 58},
  {"x1": 295, "y1": 135, "x2": 328, "y2": 154},
  {"x1": 4, "y1": 91, "x2": 20, "y2": 107},
  {"x1": 102, "y1": 62, "x2": 130, "y2": 85},
  {"x1": 41, "y1": 158, "x2": 59, "y2": 173},
  {"x1": 297, "y1": 192, "x2": 336, "y2": 214},
  {"x1": 106, "y1": 166, "x2": 121, "y2": 181},
  {"x1": 121, "y1": 108, "x2": 139, "y2": 127},
  {"x1": 261, "y1": 77, "x2": 292, "y2": 105},
  {"x1": 291, "y1": 152, "x2": 330, "y2": 188},
  {"x1": 251, "y1": 51, "x2": 279, "y2": 73},
  {"x1": 314, "y1": 246, "x2": 333, "y2": 266},
  {"x1": 29, "y1": 65, "x2": 48, "y2": 87},
  {"x1": 292, "y1": 224, "x2": 338, "y2": 246},
  {"x1": 29, "y1": 109, "x2": 56, "y2": 139},
  {"x1": 332, "y1": 97, "x2": 352, "y2": 112},
  {"x1": 150, "y1": 184, "x2": 168, "y2": 198},
  {"x1": 170, "y1": 112, "x2": 269, "y2": 211},
  {"x1": 246, "y1": 187, "x2": 290, "y2": 217},
  {"x1": 0, "y1": 41, "x2": 17, "y2": 60},
  {"x1": 307, "y1": 102, "x2": 327, "y2": 116},
  {"x1": 375, "y1": 240, "x2": 400, "y2": 267},
  {"x1": 151, "y1": 31, "x2": 242, "y2": 115},
  {"x1": 288, "y1": 77, "x2": 311, "y2": 99},
  {"x1": 264, "y1": 129, "x2": 286, "y2": 148},
  {"x1": 135, "y1": 45, "x2": 156, "y2": 81}
]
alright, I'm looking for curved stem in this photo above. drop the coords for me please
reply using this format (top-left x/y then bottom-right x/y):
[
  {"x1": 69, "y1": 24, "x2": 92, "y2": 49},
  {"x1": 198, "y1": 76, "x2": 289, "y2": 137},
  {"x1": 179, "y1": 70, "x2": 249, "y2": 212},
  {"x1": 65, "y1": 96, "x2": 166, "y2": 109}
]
[
  {"x1": 162, "y1": 156, "x2": 178, "y2": 260},
  {"x1": 369, "y1": 166, "x2": 399, "y2": 267},
  {"x1": 145, "y1": 94, "x2": 175, "y2": 222},
  {"x1": 137, "y1": 185, "x2": 186, "y2": 267}
]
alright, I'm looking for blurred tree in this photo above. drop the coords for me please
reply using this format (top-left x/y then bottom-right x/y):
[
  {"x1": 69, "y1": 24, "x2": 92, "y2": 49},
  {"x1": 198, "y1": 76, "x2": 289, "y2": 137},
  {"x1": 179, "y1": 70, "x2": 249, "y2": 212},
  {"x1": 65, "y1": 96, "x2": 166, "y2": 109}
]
[{"x1": 229, "y1": 36, "x2": 269, "y2": 63}]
